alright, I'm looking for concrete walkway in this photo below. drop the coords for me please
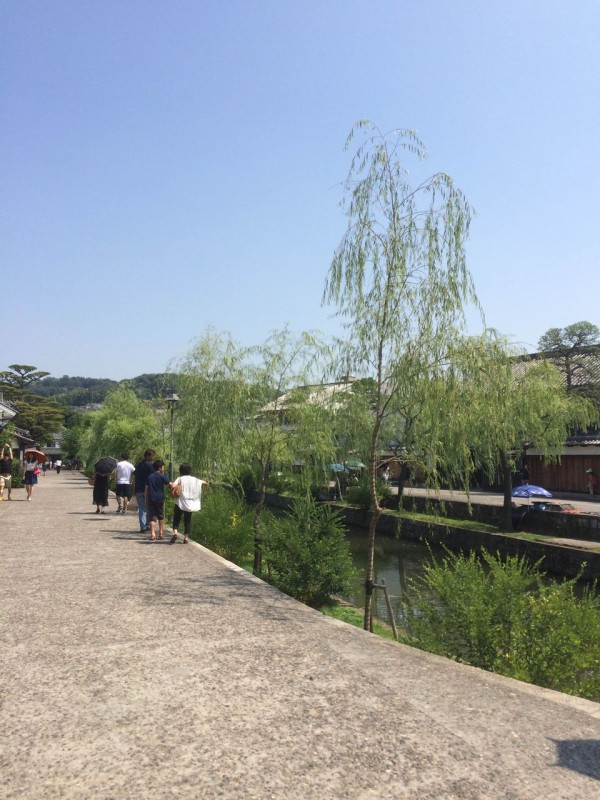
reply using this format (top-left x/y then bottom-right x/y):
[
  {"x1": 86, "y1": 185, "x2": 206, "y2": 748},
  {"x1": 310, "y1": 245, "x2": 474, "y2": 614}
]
[
  {"x1": 1, "y1": 473, "x2": 599, "y2": 799},
  {"x1": 401, "y1": 485, "x2": 600, "y2": 516}
]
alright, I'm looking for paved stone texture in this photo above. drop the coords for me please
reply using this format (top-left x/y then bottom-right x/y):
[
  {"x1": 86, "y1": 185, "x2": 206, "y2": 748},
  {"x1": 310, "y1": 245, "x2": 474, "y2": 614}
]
[{"x1": 1, "y1": 472, "x2": 599, "y2": 799}]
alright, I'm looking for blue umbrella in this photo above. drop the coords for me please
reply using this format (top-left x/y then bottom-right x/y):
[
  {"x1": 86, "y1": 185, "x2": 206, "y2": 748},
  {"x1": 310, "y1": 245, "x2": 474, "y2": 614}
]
[
  {"x1": 328, "y1": 463, "x2": 348, "y2": 473},
  {"x1": 512, "y1": 484, "x2": 552, "y2": 499}
]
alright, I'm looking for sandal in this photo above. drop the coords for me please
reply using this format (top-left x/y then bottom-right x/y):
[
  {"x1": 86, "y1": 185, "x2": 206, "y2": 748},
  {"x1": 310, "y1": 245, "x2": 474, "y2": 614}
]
[
  {"x1": 150, "y1": 533, "x2": 156, "y2": 541},
  {"x1": 170, "y1": 534, "x2": 178, "y2": 544},
  {"x1": 183, "y1": 536, "x2": 189, "y2": 544}
]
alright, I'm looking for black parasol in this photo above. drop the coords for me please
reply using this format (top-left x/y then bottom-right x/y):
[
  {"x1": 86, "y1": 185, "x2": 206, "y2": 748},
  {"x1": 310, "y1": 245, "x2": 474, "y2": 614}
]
[{"x1": 94, "y1": 456, "x2": 118, "y2": 476}]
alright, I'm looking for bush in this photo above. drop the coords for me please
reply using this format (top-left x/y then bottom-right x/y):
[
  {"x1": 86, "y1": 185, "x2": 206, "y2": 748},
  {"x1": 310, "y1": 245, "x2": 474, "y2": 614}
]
[
  {"x1": 344, "y1": 478, "x2": 392, "y2": 509},
  {"x1": 193, "y1": 486, "x2": 253, "y2": 564},
  {"x1": 11, "y1": 460, "x2": 24, "y2": 488},
  {"x1": 402, "y1": 549, "x2": 600, "y2": 699},
  {"x1": 262, "y1": 494, "x2": 355, "y2": 607}
]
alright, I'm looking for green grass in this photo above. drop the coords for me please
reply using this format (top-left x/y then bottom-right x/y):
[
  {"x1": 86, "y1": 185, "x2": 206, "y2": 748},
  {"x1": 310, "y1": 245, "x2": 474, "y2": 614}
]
[
  {"x1": 320, "y1": 601, "x2": 404, "y2": 641},
  {"x1": 395, "y1": 508, "x2": 500, "y2": 533}
]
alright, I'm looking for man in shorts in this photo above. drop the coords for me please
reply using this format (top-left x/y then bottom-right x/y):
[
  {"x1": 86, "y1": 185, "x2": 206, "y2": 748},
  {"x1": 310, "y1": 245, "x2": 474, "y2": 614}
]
[
  {"x1": 134, "y1": 449, "x2": 156, "y2": 532},
  {"x1": 0, "y1": 451, "x2": 13, "y2": 501},
  {"x1": 115, "y1": 452, "x2": 135, "y2": 513},
  {"x1": 144, "y1": 459, "x2": 170, "y2": 541}
]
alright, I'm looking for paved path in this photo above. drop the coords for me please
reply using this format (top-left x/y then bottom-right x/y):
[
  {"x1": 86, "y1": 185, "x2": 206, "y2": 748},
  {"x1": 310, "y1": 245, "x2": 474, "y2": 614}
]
[
  {"x1": 400, "y1": 486, "x2": 600, "y2": 516},
  {"x1": 1, "y1": 473, "x2": 599, "y2": 799}
]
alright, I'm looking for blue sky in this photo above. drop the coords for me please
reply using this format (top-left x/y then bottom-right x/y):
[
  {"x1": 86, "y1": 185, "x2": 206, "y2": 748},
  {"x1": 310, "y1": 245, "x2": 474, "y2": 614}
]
[{"x1": 3, "y1": 1, "x2": 599, "y2": 380}]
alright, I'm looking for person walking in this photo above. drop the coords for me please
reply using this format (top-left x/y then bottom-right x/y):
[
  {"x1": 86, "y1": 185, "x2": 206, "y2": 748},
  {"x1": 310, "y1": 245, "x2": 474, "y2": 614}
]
[
  {"x1": 115, "y1": 453, "x2": 135, "y2": 514},
  {"x1": 586, "y1": 468, "x2": 598, "y2": 496},
  {"x1": 0, "y1": 447, "x2": 13, "y2": 501},
  {"x1": 169, "y1": 463, "x2": 208, "y2": 544},
  {"x1": 91, "y1": 470, "x2": 110, "y2": 513},
  {"x1": 23, "y1": 455, "x2": 39, "y2": 500},
  {"x1": 145, "y1": 459, "x2": 169, "y2": 541},
  {"x1": 55, "y1": 458, "x2": 62, "y2": 474},
  {"x1": 134, "y1": 449, "x2": 155, "y2": 533}
]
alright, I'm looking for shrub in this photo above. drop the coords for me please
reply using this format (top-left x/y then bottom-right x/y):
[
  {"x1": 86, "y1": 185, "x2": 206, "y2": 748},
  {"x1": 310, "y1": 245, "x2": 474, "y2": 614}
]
[
  {"x1": 344, "y1": 478, "x2": 392, "y2": 509},
  {"x1": 262, "y1": 493, "x2": 355, "y2": 607},
  {"x1": 402, "y1": 549, "x2": 600, "y2": 699},
  {"x1": 11, "y1": 460, "x2": 24, "y2": 488},
  {"x1": 193, "y1": 486, "x2": 254, "y2": 564}
]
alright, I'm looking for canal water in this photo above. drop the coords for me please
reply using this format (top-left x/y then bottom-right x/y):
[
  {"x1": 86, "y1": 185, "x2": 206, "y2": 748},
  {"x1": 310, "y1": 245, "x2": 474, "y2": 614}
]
[
  {"x1": 342, "y1": 530, "x2": 442, "y2": 627},
  {"x1": 343, "y1": 529, "x2": 596, "y2": 628}
]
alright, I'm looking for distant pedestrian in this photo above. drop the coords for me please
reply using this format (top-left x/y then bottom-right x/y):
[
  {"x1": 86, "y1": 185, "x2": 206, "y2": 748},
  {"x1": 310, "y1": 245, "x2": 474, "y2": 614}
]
[
  {"x1": 134, "y1": 449, "x2": 155, "y2": 533},
  {"x1": 92, "y1": 471, "x2": 110, "y2": 513},
  {"x1": 169, "y1": 463, "x2": 208, "y2": 544},
  {"x1": 55, "y1": 458, "x2": 62, "y2": 474},
  {"x1": 586, "y1": 468, "x2": 598, "y2": 496},
  {"x1": 520, "y1": 463, "x2": 530, "y2": 485},
  {"x1": 115, "y1": 452, "x2": 135, "y2": 514},
  {"x1": 0, "y1": 447, "x2": 13, "y2": 501},
  {"x1": 24, "y1": 455, "x2": 39, "y2": 500},
  {"x1": 145, "y1": 459, "x2": 169, "y2": 541}
]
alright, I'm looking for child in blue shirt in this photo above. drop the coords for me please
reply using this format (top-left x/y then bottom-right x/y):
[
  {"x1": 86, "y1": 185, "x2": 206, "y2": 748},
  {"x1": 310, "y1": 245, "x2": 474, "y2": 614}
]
[{"x1": 144, "y1": 459, "x2": 170, "y2": 540}]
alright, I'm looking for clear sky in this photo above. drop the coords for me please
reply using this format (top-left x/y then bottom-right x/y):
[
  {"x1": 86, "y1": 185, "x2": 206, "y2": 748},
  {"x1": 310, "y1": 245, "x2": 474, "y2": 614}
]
[{"x1": 3, "y1": 1, "x2": 599, "y2": 380}]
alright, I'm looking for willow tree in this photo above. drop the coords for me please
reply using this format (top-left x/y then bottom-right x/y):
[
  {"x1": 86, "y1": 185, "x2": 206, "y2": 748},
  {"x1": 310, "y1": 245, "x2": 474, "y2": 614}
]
[
  {"x1": 242, "y1": 328, "x2": 326, "y2": 574},
  {"x1": 323, "y1": 121, "x2": 479, "y2": 630},
  {"x1": 455, "y1": 336, "x2": 597, "y2": 530},
  {"x1": 173, "y1": 327, "x2": 326, "y2": 574},
  {"x1": 173, "y1": 328, "x2": 250, "y2": 480},
  {"x1": 80, "y1": 386, "x2": 161, "y2": 467}
]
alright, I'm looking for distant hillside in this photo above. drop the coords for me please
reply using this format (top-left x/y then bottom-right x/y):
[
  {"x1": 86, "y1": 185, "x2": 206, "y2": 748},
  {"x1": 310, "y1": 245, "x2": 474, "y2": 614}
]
[{"x1": 30, "y1": 373, "x2": 175, "y2": 407}]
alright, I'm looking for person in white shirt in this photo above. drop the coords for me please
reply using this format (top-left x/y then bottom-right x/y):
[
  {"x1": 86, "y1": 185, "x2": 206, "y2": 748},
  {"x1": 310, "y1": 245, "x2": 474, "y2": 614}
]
[
  {"x1": 169, "y1": 463, "x2": 208, "y2": 544},
  {"x1": 115, "y1": 453, "x2": 136, "y2": 513}
]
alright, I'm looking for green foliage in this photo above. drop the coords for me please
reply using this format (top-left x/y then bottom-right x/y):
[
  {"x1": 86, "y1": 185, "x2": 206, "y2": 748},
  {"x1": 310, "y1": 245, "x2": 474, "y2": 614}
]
[
  {"x1": 173, "y1": 328, "x2": 251, "y2": 480},
  {"x1": 0, "y1": 364, "x2": 66, "y2": 443},
  {"x1": 538, "y1": 321, "x2": 600, "y2": 353},
  {"x1": 28, "y1": 372, "x2": 174, "y2": 407},
  {"x1": 322, "y1": 120, "x2": 479, "y2": 627},
  {"x1": 403, "y1": 549, "x2": 600, "y2": 699},
  {"x1": 262, "y1": 494, "x2": 355, "y2": 607},
  {"x1": 29, "y1": 375, "x2": 118, "y2": 406},
  {"x1": 80, "y1": 387, "x2": 161, "y2": 466},
  {"x1": 537, "y1": 321, "x2": 600, "y2": 410},
  {"x1": 10, "y1": 459, "x2": 24, "y2": 488},
  {"x1": 345, "y1": 478, "x2": 392, "y2": 509},
  {"x1": 193, "y1": 486, "x2": 254, "y2": 563},
  {"x1": 321, "y1": 602, "x2": 398, "y2": 640}
]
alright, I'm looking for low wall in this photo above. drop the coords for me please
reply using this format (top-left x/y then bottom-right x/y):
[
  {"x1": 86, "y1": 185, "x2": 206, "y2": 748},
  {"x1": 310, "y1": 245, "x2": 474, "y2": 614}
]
[
  {"x1": 399, "y1": 495, "x2": 600, "y2": 543},
  {"x1": 262, "y1": 494, "x2": 600, "y2": 582}
]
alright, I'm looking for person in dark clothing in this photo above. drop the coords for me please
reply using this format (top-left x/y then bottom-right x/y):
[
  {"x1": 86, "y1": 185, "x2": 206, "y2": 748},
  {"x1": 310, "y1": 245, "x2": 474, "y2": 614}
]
[
  {"x1": 134, "y1": 449, "x2": 156, "y2": 533},
  {"x1": 0, "y1": 449, "x2": 13, "y2": 500},
  {"x1": 92, "y1": 472, "x2": 110, "y2": 513},
  {"x1": 145, "y1": 459, "x2": 169, "y2": 541}
]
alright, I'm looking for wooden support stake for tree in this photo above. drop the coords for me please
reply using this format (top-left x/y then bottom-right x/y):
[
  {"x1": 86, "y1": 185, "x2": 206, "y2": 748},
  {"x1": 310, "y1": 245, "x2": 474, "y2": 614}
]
[{"x1": 373, "y1": 580, "x2": 399, "y2": 641}]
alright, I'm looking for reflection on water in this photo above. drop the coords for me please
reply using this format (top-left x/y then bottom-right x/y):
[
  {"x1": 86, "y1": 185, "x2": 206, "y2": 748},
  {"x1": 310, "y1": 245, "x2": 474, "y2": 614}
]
[{"x1": 343, "y1": 530, "x2": 443, "y2": 627}]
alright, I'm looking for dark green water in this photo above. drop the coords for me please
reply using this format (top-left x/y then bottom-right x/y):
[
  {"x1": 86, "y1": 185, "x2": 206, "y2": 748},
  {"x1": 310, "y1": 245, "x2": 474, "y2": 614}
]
[{"x1": 342, "y1": 531, "x2": 442, "y2": 627}]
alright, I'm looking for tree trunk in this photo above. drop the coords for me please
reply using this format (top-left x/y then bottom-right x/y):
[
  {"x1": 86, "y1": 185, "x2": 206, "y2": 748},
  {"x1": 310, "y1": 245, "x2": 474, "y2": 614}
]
[
  {"x1": 364, "y1": 427, "x2": 382, "y2": 631},
  {"x1": 499, "y1": 448, "x2": 513, "y2": 531},
  {"x1": 363, "y1": 505, "x2": 381, "y2": 630}
]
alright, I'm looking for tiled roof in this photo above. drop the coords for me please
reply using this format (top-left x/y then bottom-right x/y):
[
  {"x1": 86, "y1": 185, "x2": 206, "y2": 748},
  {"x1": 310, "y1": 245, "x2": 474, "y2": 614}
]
[{"x1": 513, "y1": 346, "x2": 600, "y2": 387}]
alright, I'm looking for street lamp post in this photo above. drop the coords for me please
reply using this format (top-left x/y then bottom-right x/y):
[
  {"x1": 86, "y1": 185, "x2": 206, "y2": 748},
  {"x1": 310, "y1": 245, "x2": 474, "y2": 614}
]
[{"x1": 165, "y1": 394, "x2": 180, "y2": 481}]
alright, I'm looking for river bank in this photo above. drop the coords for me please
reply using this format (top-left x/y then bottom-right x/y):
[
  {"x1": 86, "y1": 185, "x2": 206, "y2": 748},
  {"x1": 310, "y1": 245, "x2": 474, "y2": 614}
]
[{"x1": 262, "y1": 492, "x2": 600, "y2": 582}]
